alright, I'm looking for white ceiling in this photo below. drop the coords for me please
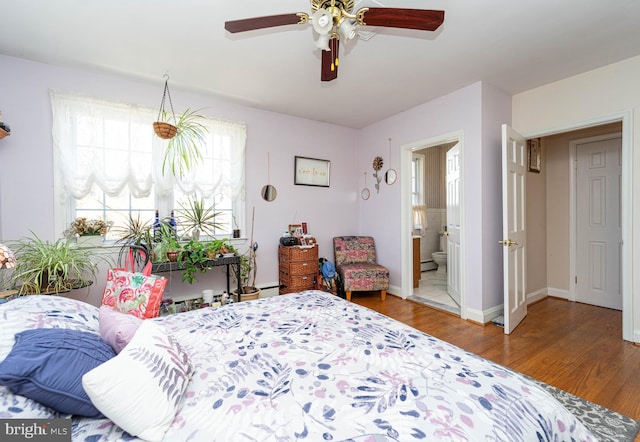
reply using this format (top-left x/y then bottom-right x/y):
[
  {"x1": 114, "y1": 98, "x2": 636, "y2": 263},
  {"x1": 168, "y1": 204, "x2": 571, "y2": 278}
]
[{"x1": 2, "y1": 0, "x2": 640, "y2": 128}]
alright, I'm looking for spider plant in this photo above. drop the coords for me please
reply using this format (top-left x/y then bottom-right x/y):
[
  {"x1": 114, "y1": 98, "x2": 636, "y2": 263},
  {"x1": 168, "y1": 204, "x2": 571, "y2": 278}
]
[
  {"x1": 9, "y1": 233, "x2": 111, "y2": 295},
  {"x1": 161, "y1": 108, "x2": 209, "y2": 178}
]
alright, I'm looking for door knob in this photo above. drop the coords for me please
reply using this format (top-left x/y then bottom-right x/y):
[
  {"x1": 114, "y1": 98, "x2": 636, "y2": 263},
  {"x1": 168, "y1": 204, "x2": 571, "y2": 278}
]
[{"x1": 499, "y1": 239, "x2": 518, "y2": 246}]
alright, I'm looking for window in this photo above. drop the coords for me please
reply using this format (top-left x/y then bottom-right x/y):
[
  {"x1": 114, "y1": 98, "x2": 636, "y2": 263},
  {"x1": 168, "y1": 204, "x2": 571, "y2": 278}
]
[
  {"x1": 51, "y1": 91, "x2": 247, "y2": 241},
  {"x1": 411, "y1": 153, "x2": 426, "y2": 234},
  {"x1": 411, "y1": 153, "x2": 425, "y2": 206}
]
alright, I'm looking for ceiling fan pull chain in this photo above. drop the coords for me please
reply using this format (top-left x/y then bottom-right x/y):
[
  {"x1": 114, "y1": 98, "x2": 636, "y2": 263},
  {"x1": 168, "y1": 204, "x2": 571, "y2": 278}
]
[{"x1": 331, "y1": 37, "x2": 339, "y2": 71}]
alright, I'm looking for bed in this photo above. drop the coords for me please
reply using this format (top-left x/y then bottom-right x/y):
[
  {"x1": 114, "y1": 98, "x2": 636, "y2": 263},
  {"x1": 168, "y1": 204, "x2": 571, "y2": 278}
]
[{"x1": 0, "y1": 291, "x2": 595, "y2": 441}]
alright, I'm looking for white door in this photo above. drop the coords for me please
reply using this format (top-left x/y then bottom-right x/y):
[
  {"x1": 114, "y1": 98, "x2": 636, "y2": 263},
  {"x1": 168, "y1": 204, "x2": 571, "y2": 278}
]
[
  {"x1": 575, "y1": 136, "x2": 622, "y2": 310},
  {"x1": 501, "y1": 125, "x2": 527, "y2": 334},
  {"x1": 446, "y1": 143, "x2": 461, "y2": 305}
]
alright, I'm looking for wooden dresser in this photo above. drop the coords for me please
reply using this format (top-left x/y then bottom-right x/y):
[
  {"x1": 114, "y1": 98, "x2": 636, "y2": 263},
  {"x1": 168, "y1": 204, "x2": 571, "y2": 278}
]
[{"x1": 279, "y1": 245, "x2": 318, "y2": 294}]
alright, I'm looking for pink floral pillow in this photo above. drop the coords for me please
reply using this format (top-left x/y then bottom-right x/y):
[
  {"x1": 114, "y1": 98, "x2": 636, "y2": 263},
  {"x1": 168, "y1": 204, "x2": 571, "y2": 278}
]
[{"x1": 99, "y1": 306, "x2": 143, "y2": 353}]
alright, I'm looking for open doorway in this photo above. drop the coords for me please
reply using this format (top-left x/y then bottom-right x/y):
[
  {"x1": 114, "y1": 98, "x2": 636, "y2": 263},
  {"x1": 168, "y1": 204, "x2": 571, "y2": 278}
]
[
  {"x1": 533, "y1": 122, "x2": 623, "y2": 306},
  {"x1": 509, "y1": 120, "x2": 627, "y2": 336},
  {"x1": 403, "y1": 136, "x2": 462, "y2": 316}
]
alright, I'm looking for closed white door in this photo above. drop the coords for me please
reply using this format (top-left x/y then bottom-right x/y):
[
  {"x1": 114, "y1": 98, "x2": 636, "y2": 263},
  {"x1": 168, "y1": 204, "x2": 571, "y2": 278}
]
[
  {"x1": 575, "y1": 136, "x2": 622, "y2": 310},
  {"x1": 446, "y1": 143, "x2": 461, "y2": 305},
  {"x1": 501, "y1": 125, "x2": 527, "y2": 334}
]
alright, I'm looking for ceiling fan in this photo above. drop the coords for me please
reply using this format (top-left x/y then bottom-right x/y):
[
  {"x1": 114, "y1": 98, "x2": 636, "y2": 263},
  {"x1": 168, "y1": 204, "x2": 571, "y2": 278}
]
[{"x1": 224, "y1": 0, "x2": 445, "y2": 81}]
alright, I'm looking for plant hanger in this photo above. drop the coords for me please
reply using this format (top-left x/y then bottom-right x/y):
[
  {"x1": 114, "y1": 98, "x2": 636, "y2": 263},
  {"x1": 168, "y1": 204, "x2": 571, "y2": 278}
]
[
  {"x1": 151, "y1": 74, "x2": 209, "y2": 178},
  {"x1": 153, "y1": 74, "x2": 178, "y2": 140}
]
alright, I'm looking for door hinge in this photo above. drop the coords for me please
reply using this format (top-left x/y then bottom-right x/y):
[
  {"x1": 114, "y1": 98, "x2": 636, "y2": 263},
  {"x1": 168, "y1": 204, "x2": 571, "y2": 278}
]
[{"x1": 575, "y1": 275, "x2": 578, "y2": 285}]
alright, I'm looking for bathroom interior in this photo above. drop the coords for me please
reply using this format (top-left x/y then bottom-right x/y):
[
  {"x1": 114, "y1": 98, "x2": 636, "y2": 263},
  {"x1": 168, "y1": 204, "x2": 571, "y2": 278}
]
[{"x1": 411, "y1": 141, "x2": 460, "y2": 314}]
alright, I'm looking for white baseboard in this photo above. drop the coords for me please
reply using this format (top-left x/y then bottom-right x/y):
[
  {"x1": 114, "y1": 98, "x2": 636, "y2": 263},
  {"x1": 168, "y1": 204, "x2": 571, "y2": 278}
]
[
  {"x1": 464, "y1": 287, "x2": 564, "y2": 325},
  {"x1": 258, "y1": 282, "x2": 280, "y2": 298},
  {"x1": 546, "y1": 287, "x2": 569, "y2": 300},
  {"x1": 389, "y1": 284, "x2": 402, "y2": 298},
  {"x1": 527, "y1": 287, "x2": 550, "y2": 304},
  {"x1": 465, "y1": 304, "x2": 503, "y2": 325}
]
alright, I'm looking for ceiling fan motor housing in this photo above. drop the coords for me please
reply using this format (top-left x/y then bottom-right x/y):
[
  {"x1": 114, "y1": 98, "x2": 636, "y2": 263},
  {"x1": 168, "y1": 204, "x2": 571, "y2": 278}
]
[{"x1": 311, "y1": 0, "x2": 355, "y2": 15}]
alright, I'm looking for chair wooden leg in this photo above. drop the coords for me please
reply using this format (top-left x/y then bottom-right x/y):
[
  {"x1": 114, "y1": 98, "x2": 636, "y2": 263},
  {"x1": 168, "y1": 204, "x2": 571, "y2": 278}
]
[
  {"x1": 346, "y1": 291, "x2": 352, "y2": 301},
  {"x1": 380, "y1": 290, "x2": 386, "y2": 301}
]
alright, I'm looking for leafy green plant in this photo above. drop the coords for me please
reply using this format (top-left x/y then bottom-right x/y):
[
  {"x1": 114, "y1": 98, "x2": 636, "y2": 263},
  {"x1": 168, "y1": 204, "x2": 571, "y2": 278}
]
[
  {"x1": 178, "y1": 196, "x2": 223, "y2": 239},
  {"x1": 9, "y1": 233, "x2": 111, "y2": 295},
  {"x1": 205, "y1": 238, "x2": 235, "y2": 259},
  {"x1": 161, "y1": 108, "x2": 209, "y2": 178},
  {"x1": 153, "y1": 222, "x2": 180, "y2": 263},
  {"x1": 179, "y1": 240, "x2": 209, "y2": 284}
]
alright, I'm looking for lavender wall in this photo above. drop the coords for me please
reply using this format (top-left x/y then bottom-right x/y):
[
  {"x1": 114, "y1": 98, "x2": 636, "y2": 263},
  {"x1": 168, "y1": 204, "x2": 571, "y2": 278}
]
[
  {"x1": 0, "y1": 54, "x2": 510, "y2": 316},
  {"x1": 0, "y1": 54, "x2": 359, "y2": 304},
  {"x1": 358, "y1": 83, "x2": 511, "y2": 317}
]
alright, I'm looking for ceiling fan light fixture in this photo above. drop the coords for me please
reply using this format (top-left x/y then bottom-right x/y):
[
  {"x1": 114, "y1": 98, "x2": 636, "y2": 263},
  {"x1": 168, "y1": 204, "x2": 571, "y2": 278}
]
[
  {"x1": 312, "y1": 9, "x2": 333, "y2": 35},
  {"x1": 315, "y1": 33, "x2": 331, "y2": 51},
  {"x1": 338, "y1": 19, "x2": 357, "y2": 40}
]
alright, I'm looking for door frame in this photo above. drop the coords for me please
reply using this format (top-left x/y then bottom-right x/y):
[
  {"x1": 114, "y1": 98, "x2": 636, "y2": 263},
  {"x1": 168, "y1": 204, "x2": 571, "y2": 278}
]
[
  {"x1": 568, "y1": 131, "x2": 622, "y2": 306},
  {"x1": 400, "y1": 130, "x2": 466, "y2": 319},
  {"x1": 524, "y1": 111, "x2": 632, "y2": 341}
]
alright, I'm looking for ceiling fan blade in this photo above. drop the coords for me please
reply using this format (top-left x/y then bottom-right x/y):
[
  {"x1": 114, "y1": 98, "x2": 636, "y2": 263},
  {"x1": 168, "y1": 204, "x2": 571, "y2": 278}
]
[
  {"x1": 225, "y1": 13, "x2": 306, "y2": 33},
  {"x1": 321, "y1": 39, "x2": 339, "y2": 82},
  {"x1": 360, "y1": 8, "x2": 444, "y2": 31}
]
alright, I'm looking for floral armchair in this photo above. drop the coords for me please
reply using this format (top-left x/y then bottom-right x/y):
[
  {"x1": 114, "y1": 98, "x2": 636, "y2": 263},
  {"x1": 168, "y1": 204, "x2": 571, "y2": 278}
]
[{"x1": 332, "y1": 236, "x2": 389, "y2": 301}]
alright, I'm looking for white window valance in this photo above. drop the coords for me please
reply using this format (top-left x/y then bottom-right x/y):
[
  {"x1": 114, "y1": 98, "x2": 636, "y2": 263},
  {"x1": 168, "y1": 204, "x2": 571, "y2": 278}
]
[{"x1": 50, "y1": 90, "x2": 246, "y2": 203}]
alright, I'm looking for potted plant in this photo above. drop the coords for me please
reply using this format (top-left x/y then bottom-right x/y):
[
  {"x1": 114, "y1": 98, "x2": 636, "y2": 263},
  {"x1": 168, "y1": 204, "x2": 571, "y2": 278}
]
[
  {"x1": 155, "y1": 222, "x2": 181, "y2": 262},
  {"x1": 179, "y1": 239, "x2": 209, "y2": 284},
  {"x1": 205, "y1": 238, "x2": 235, "y2": 259},
  {"x1": 63, "y1": 217, "x2": 112, "y2": 247},
  {"x1": 232, "y1": 241, "x2": 259, "y2": 300},
  {"x1": 179, "y1": 196, "x2": 223, "y2": 240},
  {"x1": 153, "y1": 77, "x2": 209, "y2": 178},
  {"x1": 112, "y1": 212, "x2": 154, "y2": 264},
  {"x1": 9, "y1": 233, "x2": 110, "y2": 295}
]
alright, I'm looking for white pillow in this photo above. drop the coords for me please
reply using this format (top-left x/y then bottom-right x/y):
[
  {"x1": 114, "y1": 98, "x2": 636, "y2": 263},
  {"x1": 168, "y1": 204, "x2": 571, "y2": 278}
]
[{"x1": 82, "y1": 321, "x2": 193, "y2": 441}]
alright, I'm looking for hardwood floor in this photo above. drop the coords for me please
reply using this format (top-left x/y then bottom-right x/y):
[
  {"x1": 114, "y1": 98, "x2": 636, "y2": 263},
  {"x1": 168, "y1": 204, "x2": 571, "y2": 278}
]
[{"x1": 352, "y1": 293, "x2": 640, "y2": 421}]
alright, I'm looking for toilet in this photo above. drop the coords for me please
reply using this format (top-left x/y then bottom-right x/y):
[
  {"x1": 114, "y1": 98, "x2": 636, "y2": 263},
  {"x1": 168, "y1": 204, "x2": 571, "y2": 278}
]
[{"x1": 432, "y1": 230, "x2": 447, "y2": 273}]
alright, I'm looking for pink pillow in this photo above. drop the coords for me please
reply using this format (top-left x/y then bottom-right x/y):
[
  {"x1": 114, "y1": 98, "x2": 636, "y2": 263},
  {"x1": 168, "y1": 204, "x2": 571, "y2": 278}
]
[{"x1": 99, "y1": 306, "x2": 143, "y2": 353}]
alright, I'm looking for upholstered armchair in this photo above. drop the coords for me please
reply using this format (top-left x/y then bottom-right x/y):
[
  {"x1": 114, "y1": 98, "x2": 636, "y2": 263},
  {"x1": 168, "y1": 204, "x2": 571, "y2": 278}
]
[{"x1": 333, "y1": 236, "x2": 389, "y2": 301}]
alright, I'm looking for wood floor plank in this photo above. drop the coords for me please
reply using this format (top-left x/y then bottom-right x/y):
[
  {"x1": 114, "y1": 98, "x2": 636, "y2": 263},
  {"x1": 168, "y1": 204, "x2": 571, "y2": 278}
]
[{"x1": 352, "y1": 293, "x2": 640, "y2": 421}]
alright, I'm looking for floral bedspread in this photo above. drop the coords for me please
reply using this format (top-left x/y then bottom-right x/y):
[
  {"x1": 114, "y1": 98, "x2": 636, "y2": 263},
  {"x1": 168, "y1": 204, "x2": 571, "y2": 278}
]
[{"x1": 1, "y1": 292, "x2": 594, "y2": 441}]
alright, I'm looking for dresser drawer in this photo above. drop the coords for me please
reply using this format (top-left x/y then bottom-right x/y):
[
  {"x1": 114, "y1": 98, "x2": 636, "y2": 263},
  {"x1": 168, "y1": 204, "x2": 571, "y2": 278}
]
[
  {"x1": 279, "y1": 272, "x2": 316, "y2": 293},
  {"x1": 279, "y1": 245, "x2": 318, "y2": 263},
  {"x1": 279, "y1": 259, "x2": 316, "y2": 276}
]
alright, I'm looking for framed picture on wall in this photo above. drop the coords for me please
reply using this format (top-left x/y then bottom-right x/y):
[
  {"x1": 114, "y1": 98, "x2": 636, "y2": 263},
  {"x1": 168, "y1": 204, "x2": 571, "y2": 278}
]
[
  {"x1": 294, "y1": 156, "x2": 330, "y2": 187},
  {"x1": 527, "y1": 138, "x2": 541, "y2": 173}
]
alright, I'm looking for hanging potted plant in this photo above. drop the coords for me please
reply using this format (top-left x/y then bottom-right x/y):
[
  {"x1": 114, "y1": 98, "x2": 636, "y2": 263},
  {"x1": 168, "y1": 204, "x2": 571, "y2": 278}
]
[{"x1": 153, "y1": 76, "x2": 209, "y2": 178}]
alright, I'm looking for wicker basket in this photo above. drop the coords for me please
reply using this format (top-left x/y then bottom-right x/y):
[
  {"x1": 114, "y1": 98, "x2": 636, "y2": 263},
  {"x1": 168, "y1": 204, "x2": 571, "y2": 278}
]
[
  {"x1": 279, "y1": 273, "x2": 316, "y2": 292},
  {"x1": 279, "y1": 245, "x2": 318, "y2": 263},
  {"x1": 153, "y1": 121, "x2": 177, "y2": 139}
]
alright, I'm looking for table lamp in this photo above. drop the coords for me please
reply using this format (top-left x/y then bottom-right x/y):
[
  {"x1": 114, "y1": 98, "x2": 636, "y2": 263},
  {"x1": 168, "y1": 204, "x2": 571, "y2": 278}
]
[{"x1": 0, "y1": 243, "x2": 17, "y2": 302}]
